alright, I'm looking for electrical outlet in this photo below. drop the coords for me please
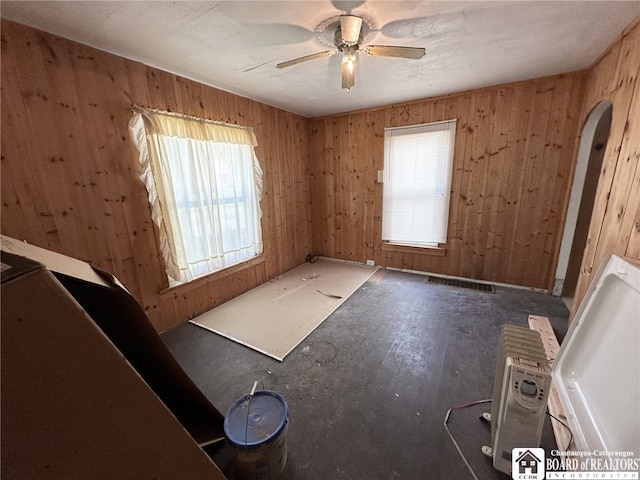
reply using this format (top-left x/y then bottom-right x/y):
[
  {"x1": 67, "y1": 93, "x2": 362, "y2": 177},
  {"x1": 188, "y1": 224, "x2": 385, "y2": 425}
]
[
  {"x1": 377, "y1": 170, "x2": 384, "y2": 183},
  {"x1": 366, "y1": 259, "x2": 375, "y2": 266}
]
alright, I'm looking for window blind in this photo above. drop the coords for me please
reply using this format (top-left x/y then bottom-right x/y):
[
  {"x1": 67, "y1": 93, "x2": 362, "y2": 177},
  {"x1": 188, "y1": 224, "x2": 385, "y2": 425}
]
[{"x1": 382, "y1": 119, "x2": 457, "y2": 246}]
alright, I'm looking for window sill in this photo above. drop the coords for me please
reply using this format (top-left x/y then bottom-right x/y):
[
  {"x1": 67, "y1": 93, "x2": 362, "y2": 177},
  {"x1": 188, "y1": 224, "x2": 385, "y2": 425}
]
[
  {"x1": 380, "y1": 242, "x2": 447, "y2": 257},
  {"x1": 159, "y1": 255, "x2": 265, "y2": 296}
]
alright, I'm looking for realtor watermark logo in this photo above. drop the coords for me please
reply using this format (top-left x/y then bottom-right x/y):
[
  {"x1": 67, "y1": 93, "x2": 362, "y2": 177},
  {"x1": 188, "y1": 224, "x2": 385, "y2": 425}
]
[
  {"x1": 545, "y1": 449, "x2": 639, "y2": 479},
  {"x1": 512, "y1": 448, "x2": 639, "y2": 479},
  {"x1": 512, "y1": 448, "x2": 546, "y2": 480}
]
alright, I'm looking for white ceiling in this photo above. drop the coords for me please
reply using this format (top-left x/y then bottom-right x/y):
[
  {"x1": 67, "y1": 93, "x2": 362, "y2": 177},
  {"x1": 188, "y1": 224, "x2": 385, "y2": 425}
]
[{"x1": 2, "y1": 1, "x2": 639, "y2": 118}]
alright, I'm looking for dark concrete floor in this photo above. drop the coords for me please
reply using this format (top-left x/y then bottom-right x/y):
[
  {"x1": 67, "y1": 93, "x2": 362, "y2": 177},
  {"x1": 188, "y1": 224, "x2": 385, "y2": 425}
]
[{"x1": 162, "y1": 268, "x2": 570, "y2": 480}]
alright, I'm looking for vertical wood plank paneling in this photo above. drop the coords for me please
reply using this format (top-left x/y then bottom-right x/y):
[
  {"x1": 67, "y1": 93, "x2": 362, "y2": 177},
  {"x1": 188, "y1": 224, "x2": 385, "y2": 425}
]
[
  {"x1": 485, "y1": 88, "x2": 507, "y2": 274},
  {"x1": 487, "y1": 85, "x2": 522, "y2": 281},
  {"x1": 68, "y1": 38, "x2": 147, "y2": 304},
  {"x1": 451, "y1": 93, "x2": 476, "y2": 276},
  {"x1": 1, "y1": 31, "x2": 44, "y2": 243},
  {"x1": 4, "y1": 17, "x2": 637, "y2": 328},
  {"x1": 309, "y1": 73, "x2": 586, "y2": 289},
  {"x1": 470, "y1": 90, "x2": 492, "y2": 279},
  {"x1": 3, "y1": 28, "x2": 77, "y2": 256},
  {"x1": 510, "y1": 78, "x2": 555, "y2": 286},
  {"x1": 539, "y1": 75, "x2": 585, "y2": 286},
  {"x1": 503, "y1": 82, "x2": 537, "y2": 283},
  {"x1": 624, "y1": 166, "x2": 640, "y2": 258},
  {"x1": 120, "y1": 58, "x2": 169, "y2": 326},
  {"x1": 369, "y1": 110, "x2": 386, "y2": 264},
  {"x1": 615, "y1": 67, "x2": 640, "y2": 256},
  {"x1": 533, "y1": 76, "x2": 576, "y2": 285},
  {"x1": 616, "y1": 139, "x2": 640, "y2": 253},
  {"x1": 571, "y1": 19, "x2": 640, "y2": 319},
  {"x1": 361, "y1": 109, "x2": 378, "y2": 260},
  {"x1": 1, "y1": 20, "x2": 311, "y2": 332},
  {"x1": 589, "y1": 28, "x2": 640, "y2": 272}
]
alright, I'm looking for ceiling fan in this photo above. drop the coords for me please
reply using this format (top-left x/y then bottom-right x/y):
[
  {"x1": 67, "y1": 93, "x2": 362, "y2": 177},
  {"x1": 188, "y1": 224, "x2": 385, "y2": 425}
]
[{"x1": 276, "y1": 14, "x2": 426, "y2": 92}]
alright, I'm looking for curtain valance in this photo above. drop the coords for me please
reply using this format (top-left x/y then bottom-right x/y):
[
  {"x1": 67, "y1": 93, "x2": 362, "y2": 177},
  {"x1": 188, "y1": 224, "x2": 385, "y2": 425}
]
[{"x1": 132, "y1": 106, "x2": 257, "y2": 146}]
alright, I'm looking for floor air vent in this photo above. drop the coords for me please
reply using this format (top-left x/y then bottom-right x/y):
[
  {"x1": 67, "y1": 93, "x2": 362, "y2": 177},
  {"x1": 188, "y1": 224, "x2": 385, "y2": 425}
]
[{"x1": 425, "y1": 276, "x2": 495, "y2": 293}]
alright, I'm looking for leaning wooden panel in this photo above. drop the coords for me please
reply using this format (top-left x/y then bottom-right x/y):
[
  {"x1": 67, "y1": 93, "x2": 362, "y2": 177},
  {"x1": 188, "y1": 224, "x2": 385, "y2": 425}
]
[{"x1": 527, "y1": 315, "x2": 575, "y2": 453}]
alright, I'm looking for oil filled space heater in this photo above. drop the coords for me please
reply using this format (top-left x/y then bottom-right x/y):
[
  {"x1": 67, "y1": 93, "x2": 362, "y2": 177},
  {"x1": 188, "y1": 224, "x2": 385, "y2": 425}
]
[{"x1": 483, "y1": 325, "x2": 551, "y2": 474}]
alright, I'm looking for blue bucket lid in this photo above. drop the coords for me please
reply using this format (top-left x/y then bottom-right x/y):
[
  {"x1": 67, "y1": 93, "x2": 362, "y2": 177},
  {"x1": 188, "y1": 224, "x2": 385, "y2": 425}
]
[{"x1": 224, "y1": 390, "x2": 289, "y2": 448}]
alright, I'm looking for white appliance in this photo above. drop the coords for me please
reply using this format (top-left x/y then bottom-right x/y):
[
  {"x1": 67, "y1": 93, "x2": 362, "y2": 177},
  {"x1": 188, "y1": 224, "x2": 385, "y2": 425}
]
[
  {"x1": 484, "y1": 255, "x2": 640, "y2": 475},
  {"x1": 484, "y1": 325, "x2": 551, "y2": 474},
  {"x1": 553, "y1": 255, "x2": 640, "y2": 455}
]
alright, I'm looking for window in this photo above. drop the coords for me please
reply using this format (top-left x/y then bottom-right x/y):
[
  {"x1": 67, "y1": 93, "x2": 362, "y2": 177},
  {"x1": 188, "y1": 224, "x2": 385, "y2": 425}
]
[
  {"x1": 382, "y1": 119, "x2": 456, "y2": 247},
  {"x1": 130, "y1": 107, "x2": 263, "y2": 284}
]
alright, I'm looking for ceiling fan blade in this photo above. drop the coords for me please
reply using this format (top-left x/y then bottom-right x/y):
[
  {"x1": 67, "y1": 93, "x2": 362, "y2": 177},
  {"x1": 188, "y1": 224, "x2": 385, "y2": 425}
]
[
  {"x1": 341, "y1": 60, "x2": 355, "y2": 90},
  {"x1": 362, "y1": 45, "x2": 426, "y2": 59},
  {"x1": 340, "y1": 15, "x2": 363, "y2": 44},
  {"x1": 276, "y1": 50, "x2": 335, "y2": 69}
]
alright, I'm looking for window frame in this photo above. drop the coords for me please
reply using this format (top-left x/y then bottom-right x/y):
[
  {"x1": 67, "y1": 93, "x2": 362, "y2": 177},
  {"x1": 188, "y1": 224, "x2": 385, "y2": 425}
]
[
  {"x1": 381, "y1": 119, "x2": 457, "y2": 249},
  {"x1": 130, "y1": 108, "x2": 264, "y2": 286}
]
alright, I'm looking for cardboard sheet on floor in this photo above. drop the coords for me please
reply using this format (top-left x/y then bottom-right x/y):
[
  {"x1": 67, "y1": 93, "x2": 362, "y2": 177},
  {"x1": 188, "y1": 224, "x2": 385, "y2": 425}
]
[{"x1": 190, "y1": 260, "x2": 377, "y2": 361}]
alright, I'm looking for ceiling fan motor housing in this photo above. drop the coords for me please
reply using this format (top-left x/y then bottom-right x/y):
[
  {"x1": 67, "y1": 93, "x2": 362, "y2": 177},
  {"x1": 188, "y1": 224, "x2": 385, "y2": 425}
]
[{"x1": 334, "y1": 26, "x2": 363, "y2": 51}]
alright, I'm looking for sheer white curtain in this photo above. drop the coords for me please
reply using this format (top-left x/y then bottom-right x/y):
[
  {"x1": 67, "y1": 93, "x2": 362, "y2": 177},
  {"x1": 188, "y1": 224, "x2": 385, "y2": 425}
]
[{"x1": 129, "y1": 107, "x2": 263, "y2": 284}]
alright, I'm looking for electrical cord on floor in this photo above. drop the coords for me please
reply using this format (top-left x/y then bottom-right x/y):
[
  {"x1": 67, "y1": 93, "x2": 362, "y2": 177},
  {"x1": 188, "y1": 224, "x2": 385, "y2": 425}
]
[
  {"x1": 444, "y1": 399, "x2": 576, "y2": 480},
  {"x1": 443, "y1": 399, "x2": 492, "y2": 480},
  {"x1": 546, "y1": 411, "x2": 574, "y2": 452}
]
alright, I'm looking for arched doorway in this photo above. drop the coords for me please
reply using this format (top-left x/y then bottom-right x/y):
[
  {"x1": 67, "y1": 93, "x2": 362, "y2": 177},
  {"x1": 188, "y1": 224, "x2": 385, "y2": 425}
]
[{"x1": 554, "y1": 101, "x2": 612, "y2": 300}]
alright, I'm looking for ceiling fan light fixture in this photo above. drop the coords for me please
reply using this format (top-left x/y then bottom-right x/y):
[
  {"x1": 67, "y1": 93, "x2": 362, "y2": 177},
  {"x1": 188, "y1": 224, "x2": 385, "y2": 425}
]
[
  {"x1": 345, "y1": 58, "x2": 355, "y2": 74},
  {"x1": 341, "y1": 45, "x2": 357, "y2": 91},
  {"x1": 341, "y1": 65, "x2": 355, "y2": 92},
  {"x1": 276, "y1": 13, "x2": 426, "y2": 94},
  {"x1": 341, "y1": 50, "x2": 356, "y2": 92},
  {"x1": 342, "y1": 46, "x2": 357, "y2": 68}
]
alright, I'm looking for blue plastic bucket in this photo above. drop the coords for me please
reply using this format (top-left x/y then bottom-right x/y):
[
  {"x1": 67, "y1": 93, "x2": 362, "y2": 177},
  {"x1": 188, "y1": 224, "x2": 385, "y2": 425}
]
[{"x1": 224, "y1": 390, "x2": 289, "y2": 480}]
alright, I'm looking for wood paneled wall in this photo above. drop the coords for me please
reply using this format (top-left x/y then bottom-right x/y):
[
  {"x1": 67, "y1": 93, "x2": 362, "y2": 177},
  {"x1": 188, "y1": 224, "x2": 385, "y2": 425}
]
[
  {"x1": 571, "y1": 19, "x2": 640, "y2": 319},
  {"x1": 0, "y1": 20, "x2": 312, "y2": 332},
  {"x1": 309, "y1": 74, "x2": 585, "y2": 290},
  {"x1": 4, "y1": 17, "x2": 636, "y2": 332}
]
